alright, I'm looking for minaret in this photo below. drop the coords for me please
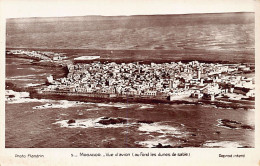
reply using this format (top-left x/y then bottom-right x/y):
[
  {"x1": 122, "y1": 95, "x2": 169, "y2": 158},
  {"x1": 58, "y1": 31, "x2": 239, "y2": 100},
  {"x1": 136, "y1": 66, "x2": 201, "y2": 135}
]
[
  {"x1": 197, "y1": 68, "x2": 201, "y2": 80},
  {"x1": 170, "y1": 80, "x2": 174, "y2": 89}
]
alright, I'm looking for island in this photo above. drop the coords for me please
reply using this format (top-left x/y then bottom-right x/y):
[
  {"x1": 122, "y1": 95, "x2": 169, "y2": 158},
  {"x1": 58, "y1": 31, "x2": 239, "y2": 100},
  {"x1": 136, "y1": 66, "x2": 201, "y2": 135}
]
[{"x1": 7, "y1": 49, "x2": 255, "y2": 110}]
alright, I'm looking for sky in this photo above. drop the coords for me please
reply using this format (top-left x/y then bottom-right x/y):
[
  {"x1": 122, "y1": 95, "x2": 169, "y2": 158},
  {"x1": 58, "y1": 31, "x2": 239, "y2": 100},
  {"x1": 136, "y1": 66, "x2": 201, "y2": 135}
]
[{"x1": 0, "y1": 0, "x2": 255, "y2": 18}]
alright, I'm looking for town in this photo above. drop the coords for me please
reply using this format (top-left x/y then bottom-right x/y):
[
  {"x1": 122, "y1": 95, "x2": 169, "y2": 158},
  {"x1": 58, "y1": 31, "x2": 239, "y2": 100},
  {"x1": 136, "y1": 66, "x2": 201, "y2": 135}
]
[
  {"x1": 6, "y1": 49, "x2": 255, "y2": 104},
  {"x1": 42, "y1": 60, "x2": 255, "y2": 103}
]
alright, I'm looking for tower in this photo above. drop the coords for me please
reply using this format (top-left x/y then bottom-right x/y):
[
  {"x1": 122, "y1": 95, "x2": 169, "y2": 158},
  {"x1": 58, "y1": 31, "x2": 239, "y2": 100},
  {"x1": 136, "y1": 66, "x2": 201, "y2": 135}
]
[
  {"x1": 47, "y1": 75, "x2": 54, "y2": 84},
  {"x1": 211, "y1": 94, "x2": 215, "y2": 101},
  {"x1": 169, "y1": 80, "x2": 174, "y2": 89},
  {"x1": 197, "y1": 68, "x2": 201, "y2": 80}
]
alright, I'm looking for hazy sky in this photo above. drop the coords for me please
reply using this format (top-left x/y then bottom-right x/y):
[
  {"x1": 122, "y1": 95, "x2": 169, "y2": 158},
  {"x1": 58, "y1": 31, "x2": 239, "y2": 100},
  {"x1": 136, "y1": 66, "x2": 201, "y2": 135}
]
[{"x1": 1, "y1": 0, "x2": 255, "y2": 18}]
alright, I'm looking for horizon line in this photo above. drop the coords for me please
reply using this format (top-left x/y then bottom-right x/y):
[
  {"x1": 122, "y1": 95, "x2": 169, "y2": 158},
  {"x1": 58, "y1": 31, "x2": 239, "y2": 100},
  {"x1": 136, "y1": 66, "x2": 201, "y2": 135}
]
[{"x1": 6, "y1": 11, "x2": 254, "y2": 20}]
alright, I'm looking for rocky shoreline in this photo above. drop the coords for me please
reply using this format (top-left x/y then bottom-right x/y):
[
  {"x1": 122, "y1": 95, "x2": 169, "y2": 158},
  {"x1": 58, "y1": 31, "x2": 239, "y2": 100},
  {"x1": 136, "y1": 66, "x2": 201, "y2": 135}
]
[
  {"x1": 6, "y1": 81, "x2": 254, "y2": 110},
  {"x1": 28, "y1": 90, "x2": 254, "y2": 110}
]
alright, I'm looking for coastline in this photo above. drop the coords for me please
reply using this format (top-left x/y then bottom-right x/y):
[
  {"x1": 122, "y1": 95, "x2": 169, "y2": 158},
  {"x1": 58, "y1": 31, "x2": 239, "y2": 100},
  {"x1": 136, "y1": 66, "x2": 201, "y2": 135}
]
[
  {"x1": 5, "y1": 50, "x2": 255, "y2": 111},
  {"x1": 28, "y1": 90, "x2": 254, "y2": 110},
  {"x1": 5, "y1": 82, "x2": 254, "y2": 110},
  {"x1": 6, "y1": 48, "x2": 255, "y2": 64}
]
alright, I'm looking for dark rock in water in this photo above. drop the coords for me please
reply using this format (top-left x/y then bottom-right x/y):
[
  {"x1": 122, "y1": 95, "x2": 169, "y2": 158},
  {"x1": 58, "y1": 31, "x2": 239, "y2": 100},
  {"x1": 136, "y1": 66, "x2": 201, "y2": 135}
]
[
  {"x1": 98, "y1": 117, "x2": 127, "y2": 125},
  {"x1": 219, "y1": 119, "x2": 242, "y2": 129},
  {"x1": 101, "y1": 117, "x2": 110, "y2": 120},
  {"x1": 219, "y1": 119, "x2": 253, "y2": 130},
  {"x1": 137, "y1": 120, "x2": 154, "y2": 124},
  {"x1": 240, "y1": 125, "x2": 254, "y2": 130},
  {"x1": 223, "y1": 123, "x2": 237, "y2": 129},
  {"x1": 238, "y1": 145, "x2": 253, "y2": 148},
  {"x1": 153, "y1": 143, "x2": 173, "y2": 148},
  {"x1": 154, "y1": 143, "x2": 164, "y2": 148},
  {"x1": 221, "y1": 119, "x2": 241, "y2": 124},
  {"x1": 8, "y1": 95, "x2": 15, "y2": 98},
  {"x1": 191, "y1": 134, "x2": 197, "y2": 136},
  {"x1": 68, "y1": 119, "x2": 76, "y2": 124}
]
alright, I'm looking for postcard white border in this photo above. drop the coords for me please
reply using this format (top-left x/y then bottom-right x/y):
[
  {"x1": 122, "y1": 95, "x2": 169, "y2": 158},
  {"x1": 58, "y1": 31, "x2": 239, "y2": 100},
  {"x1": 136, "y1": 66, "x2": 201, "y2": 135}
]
[{"x1": 0, "y1": 0, "x2": 259, "y2": 166}]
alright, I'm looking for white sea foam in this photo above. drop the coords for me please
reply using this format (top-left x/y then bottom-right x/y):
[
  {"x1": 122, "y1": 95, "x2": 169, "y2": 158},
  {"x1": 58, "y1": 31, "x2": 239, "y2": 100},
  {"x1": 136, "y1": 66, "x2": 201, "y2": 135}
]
[
  {"x1": 138, "y1": 105, "x2": 154, "y2": 109},
  {"x1": 6, "y1": 90, "x2": 119, "y2": 109},
  {"x1": 138, "y1": 123, "x2": 181, "y2": 135},
  {"x1": 5, "y1": 90, "x2": 51, "y2": 103},
  {"x1": 6, "y1": 78, "x2": 33, "y2": 81},
  {"x1": 96, "y1": 102, "x2": 135, "y2": 109},
  {"x1": 157, "y1": 135, "x2": 167, "y2": 138},
  {"x1": 54, "y1": 117, "x2": 131, "y2": 128},
  {"x1": 112, "y1": 103, "x2": 134, "y2": 109},
  {"x1": 8, "y1": 74, "x2": 46, "y2": 79},
  {"x1": 54, "y1": 119, "x2": 96, "y2": 128},
  {"x1": 6, "y1": 90, "x2": 29, "y2": 98},
  {"x1": 7, "y1": 98, "x2": 51, "y2": 104},
  {"x1": 86, "y1": 108, "x2": 101, "y2": 111},
  {"x1": 33, "y1": 100, "x2": 87, "y2": 109},
  {"x1": 203, "y1": 140, "x2": 243, "y2": 148},
  {"x1": 26, "y1": 83, "x2": 42, "y2": 87},
  {"x1": 136, "y1": 138, "x2": 173, "y2": 148},
  {"x1": 101, "y1": 137, "x2": 116, "y2": 142},
  {"x1": 96, "y1": 103, "x2": 115, "y2": 107},
  {"x1": 216, "y1": 124, "x2": 239, "y2": 130},
  {"x1": 28, "y1": 67, "x2": 36, "y2": 71},
  {"x1": 8, "y1": 75, "x2": 37, "y2": 79}
]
